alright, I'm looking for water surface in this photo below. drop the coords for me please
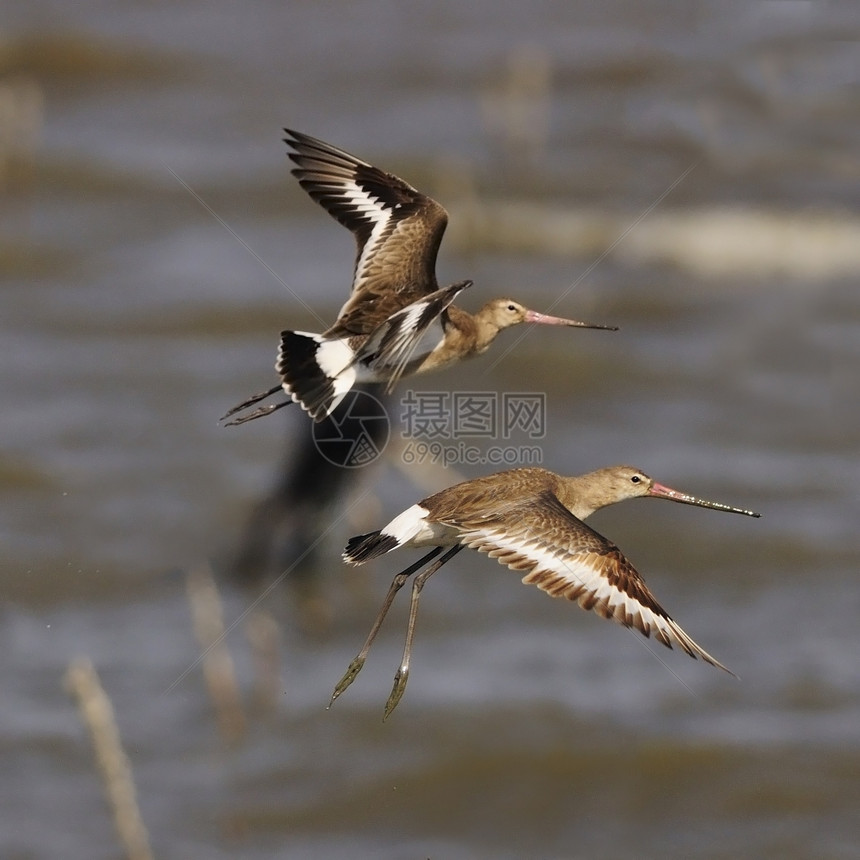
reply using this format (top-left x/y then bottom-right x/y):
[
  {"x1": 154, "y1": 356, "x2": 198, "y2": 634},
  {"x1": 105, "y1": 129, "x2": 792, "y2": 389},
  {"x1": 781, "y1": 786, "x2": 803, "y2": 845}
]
[{"x1": 1, "y1": 2, "x2": 858, "y2": 858}]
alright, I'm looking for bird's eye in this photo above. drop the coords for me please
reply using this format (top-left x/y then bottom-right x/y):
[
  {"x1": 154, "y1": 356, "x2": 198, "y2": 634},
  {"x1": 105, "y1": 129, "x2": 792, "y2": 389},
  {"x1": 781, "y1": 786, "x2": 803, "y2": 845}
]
[
  {"x1": 507, "y1": 304, "x2": 516, "y2": 311},
  {"x1": 630, "y1": 475, "x2": 641, "y2": 484}
]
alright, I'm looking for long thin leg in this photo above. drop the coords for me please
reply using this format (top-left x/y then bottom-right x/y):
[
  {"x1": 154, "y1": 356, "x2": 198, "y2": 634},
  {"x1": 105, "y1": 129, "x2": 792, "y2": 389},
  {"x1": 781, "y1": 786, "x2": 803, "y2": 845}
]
[
  {"x1": 384, "y1": 544, "x2": 464, "y2": 720},
  {"x1": 328, "y1": 547, "x2": 443, "y2": 708},
  {"x1": 224, "y1": 399, "x2": 291, "y2": 426},
  {"x1": 221, "y1": 385, "x2": 283, "y2": 421}
]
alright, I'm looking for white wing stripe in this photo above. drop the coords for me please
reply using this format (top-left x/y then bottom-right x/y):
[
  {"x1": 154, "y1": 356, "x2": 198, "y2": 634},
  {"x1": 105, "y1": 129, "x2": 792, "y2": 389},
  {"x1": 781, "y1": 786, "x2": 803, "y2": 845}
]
[
  {"x1": 331, "y1": 183, "x2": 394, "y2": 220},
  {"x1": 459, "y1": 527, "x2": 699, "y2": 655},
  {"x1": 463, "y1": 530, "x2": 607, "y2": 592}
]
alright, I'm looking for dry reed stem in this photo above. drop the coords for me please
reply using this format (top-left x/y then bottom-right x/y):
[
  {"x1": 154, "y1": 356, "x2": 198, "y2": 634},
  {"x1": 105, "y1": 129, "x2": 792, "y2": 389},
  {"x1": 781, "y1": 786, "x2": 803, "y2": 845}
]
[
  {"x1": 244, "y1": 609, "x2": 283, "y2": 713},
  {"x1": 64, "y1": 657, "x2": 154, "y2": 860},
  {"x1": 186, "y1": 562, "x2": 246, "y2": 743}
]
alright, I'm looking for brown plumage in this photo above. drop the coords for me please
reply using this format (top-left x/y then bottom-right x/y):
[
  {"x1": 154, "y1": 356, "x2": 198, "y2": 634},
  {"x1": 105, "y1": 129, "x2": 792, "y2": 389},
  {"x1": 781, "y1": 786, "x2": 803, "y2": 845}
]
[
  {"x1": 223, "y1": 130, "x2": 616, "y2": 424},
  {"x1": 334, "y1": 465, "x2": 761, "y2": 718}
]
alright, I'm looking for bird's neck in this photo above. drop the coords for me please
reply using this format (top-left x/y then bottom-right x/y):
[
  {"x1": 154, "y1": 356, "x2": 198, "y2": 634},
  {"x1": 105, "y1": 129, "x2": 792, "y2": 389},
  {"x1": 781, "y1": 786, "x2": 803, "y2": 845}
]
[
  {"x1": 468, "y1": 304, "x2": 506, "y2": 353},
  {"x1": 432, "y1": 305, "x2": 490, "y2": 357},
  {"x1": 555, "y1": 475, "x2": 606, "y2": 521}
]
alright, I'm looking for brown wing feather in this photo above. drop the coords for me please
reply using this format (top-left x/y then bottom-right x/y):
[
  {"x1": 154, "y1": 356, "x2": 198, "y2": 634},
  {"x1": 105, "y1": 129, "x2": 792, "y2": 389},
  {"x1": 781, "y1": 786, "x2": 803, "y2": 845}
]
[
  {"x1": 285, "y1": 129, "x2": 449, "y2": 335},
  {"x1": 450, "y1": 491, "x2": 733, "y2": 674}
]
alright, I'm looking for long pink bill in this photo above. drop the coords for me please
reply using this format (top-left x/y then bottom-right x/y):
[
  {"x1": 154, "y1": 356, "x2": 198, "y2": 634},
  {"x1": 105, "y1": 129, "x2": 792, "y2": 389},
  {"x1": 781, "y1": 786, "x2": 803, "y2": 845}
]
[
  {"x1": 649, "y1": 482, "x2": 761, "y2": 518},
  {"x1": 523, "y1": 308, "x2": 618, "y2": 331}
]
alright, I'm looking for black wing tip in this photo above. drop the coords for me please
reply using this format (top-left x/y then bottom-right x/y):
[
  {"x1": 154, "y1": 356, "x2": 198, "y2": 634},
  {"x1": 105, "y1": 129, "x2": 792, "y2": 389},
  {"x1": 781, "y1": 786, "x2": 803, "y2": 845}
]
[
  {"x1": 283, "y1": 127, "x2": 360, "y2": 165},
  {"x1": 283, "y1": 128, "x2": 328, "y2": 165},
  {"x1": 283, "y1": 128, "x2": 308, "y2": 158},
  {"x1": 283, "y1": 127, "x2": 310, "y2": 146},
  {"x1": 343, "y1": 531, "x2": 398, "y2": 565}
]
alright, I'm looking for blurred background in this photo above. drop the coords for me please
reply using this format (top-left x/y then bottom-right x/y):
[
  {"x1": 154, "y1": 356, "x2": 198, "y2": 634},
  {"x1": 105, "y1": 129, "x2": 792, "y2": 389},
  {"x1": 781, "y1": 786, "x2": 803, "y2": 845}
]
[{"x1": 2, "y1": 2, "x2": 858, "y2": 858}]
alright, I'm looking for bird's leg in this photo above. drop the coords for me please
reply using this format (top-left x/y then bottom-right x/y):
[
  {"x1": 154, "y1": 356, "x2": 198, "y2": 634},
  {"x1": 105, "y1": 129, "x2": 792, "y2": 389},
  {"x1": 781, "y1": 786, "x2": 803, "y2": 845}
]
[
  {"x1": 384, "y1": 544, "x2": 463, "y2": 720},
  {"x1": 220, "y1": 385, "x2": 284, "y2": 421},
  {"x1": 224, "y1": 400, "x2": 291, "y2": 426},
  {"x1": 328, "y1": 547, "x2": 443, "y2": 708}
]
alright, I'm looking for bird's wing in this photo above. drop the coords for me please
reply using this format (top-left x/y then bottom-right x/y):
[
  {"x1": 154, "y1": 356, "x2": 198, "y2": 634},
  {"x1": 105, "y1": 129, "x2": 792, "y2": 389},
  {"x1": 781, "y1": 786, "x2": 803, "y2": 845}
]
[
  {"x1": 285, "y1": 129, "x2": 449, "y2": 334},
  {"x1": 453, "y1": 491, "x2": 733, "y2": 674},
  {"x1": 353, "y1": 282, "x2": 467, "y2": 392}
]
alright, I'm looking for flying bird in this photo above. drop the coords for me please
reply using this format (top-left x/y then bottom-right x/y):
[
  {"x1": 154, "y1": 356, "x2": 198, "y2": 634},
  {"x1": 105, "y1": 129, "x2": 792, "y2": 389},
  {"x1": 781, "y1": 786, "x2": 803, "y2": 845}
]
[
  {"x1": 332, "y1": 465, "x2": 760, "y2": 718},
  {"x1": 224, "y1": 129, "x2": 616, "y2": 424}
]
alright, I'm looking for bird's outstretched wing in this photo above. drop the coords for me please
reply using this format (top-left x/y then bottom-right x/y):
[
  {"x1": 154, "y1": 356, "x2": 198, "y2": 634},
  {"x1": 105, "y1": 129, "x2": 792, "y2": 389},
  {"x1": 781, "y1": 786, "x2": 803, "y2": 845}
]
[
  {"x1": 454, "y1": 491, "x2": 733, "y2": 674},
  {"x1": 285, "y1": 129, "x2": 449, "y2": 335}
]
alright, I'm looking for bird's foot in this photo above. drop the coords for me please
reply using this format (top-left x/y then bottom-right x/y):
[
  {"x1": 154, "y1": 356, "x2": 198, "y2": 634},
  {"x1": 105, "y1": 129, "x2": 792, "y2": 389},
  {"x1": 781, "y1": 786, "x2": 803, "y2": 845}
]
[
  {"x1": 383, "y1": 666, "x2": 409, "y2": 721},
  {"x1": 328, "y1": 656, "x2": 365, "y2": 708},
  {"x1": 224, "y1": 402, "x2": 289, "y2": 426}
]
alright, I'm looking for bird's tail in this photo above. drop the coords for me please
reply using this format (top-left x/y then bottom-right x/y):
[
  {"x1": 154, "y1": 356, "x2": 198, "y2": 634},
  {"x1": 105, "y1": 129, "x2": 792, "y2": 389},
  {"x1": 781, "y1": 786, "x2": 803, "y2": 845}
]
[
  {"x1": 277, "y1": 331, "x2": 357, "y2": 422},
  {"x1": 343, "y1": 530, "x2": 399, "y2": 565},
  {"x1": 343, "y1": 503, "x2": 432, "y2": 564}
]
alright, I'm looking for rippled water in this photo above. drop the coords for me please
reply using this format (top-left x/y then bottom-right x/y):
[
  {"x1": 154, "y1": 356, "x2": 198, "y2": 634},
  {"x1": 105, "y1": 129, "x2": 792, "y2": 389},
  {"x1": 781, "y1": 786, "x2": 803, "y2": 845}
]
[{"x1": 2, "y1": 2, "x2": 859, "y2": 858}]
